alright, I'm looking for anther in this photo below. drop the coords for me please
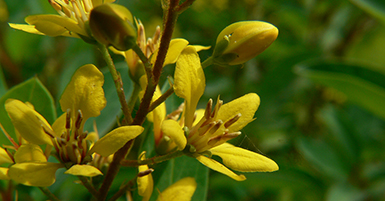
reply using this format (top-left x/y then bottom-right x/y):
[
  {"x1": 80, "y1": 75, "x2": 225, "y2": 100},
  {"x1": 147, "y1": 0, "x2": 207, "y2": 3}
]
[
  {"x1": 207, "y1": 135, "x2": 222, "y2": 146},
  {"x1": 49, "y1": 0, "x2": 62, "y2": 11},
  {"x1": 198, "y1": 121, "x2": 215, "y2": 136},
  {"x1": 75, "y1": 110, "x2": 83, "y2": 129},
  {"x1": 204, "y1": 99, "x2": 213, "y2": 120},
  {"x1": 208, "y1": 120, "x2": 223, "y2": 135},
  {"x1": 66, "y1": 109, "x2": 71, "y2": 129},
  {"x1": 224, "y1": 113, "x2": 241, "y2": 128}
]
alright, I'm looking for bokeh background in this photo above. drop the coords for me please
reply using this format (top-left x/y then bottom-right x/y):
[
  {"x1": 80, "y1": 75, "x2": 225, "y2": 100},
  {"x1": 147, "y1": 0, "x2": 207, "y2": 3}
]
[{"x1": 1, "y1": 0, "x2": 385, "y2": 200}]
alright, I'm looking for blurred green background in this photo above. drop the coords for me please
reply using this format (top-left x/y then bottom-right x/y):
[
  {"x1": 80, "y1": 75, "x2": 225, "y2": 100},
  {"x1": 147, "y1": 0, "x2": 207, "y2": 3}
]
[{"x1": 1, "y1": 0, "x2": 385, "y2": 200}]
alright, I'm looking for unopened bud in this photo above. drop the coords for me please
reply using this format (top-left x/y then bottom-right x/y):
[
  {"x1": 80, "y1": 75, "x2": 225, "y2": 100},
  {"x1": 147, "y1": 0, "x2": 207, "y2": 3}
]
[
  {"x1": 214, "y1": 21, "x2": 278, "y2": 65},
  {"x1": 89, "y1": 4, "x2": 137, "y2": 51}
]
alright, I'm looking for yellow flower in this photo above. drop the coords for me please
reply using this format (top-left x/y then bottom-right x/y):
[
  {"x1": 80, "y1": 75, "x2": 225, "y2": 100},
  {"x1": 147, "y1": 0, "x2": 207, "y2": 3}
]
[
  {"x1": 4, "y1": 64, "x2": 143, "y2": 186},
  {"x1": 89, "y1": 3, "x2": 137, "y2": 51},
  {"x1": 137, "y1": 152, "x2": 197, "y2": 201},
  {"x1": 160, "y1": 46, "x2": 278, "y2": 181},
  {"x1": 213, "y1": 21, "x2": 278, "y2": 65},
  {"x1": 9, "y1": 0, "x2": 114, "y2": 40}
]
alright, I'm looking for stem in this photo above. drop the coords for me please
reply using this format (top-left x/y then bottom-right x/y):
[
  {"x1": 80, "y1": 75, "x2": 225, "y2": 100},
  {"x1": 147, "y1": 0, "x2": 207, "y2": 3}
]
[
  {"x1": 176, "y1": 0, "x2": 196, "y2": 13},
  {"x1": 97, "y1": 43, "x2": 133, "y2": 124},
  {"x1": 132, "y1": 0, "x2": 180, "y2": 126},
  {"x1": 148, "y1": 86, "x2": 174, "y2": 113},
  {"x1": 78, "y1": 176, "x2": 99, "y2": 198},
  {"x1": 108, "y1": 180, "x2": 135, "y2": 201},
  {"x1": 98, "y1": 139, "x2": 134, "y2": 201},
  {"x1": 127, "y1": 83, "x2": 141, "y2": 114},
  {"x1": 201, "y1": 56, "x2": 214, "y2": 69},
  {"x1": 98, "y1": 1, "x2": 181, "y2": 199},
  {"x1": 39, "y1": 187, "x2": 60, "y2": 201},
  {"x1": 121, "y1": 150, "x2": 184, "y2": 167}
]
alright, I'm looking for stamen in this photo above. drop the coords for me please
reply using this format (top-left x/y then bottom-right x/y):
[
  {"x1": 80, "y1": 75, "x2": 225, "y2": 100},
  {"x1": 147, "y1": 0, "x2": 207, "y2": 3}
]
[
  {"x1": 198, "y1": 121, "x2": 215, "y2": 136},
  {"x1": 66, "y1": 109, "x2": 71, "y2": 129},
  {"x1": 224, "y1": 113, "x2": 241, "y2": 128},
  {"x1": 207, "y1": 135, "x2": 222, "y2": 146},
  {"x1": 204, "y1": 99, "x2": 213, "y2": 120},
  {"x1": 75, "y1": 110, "x2": 83, "y2": 129},
  {"x1": 83, "y1": 0, "x2": 93, "y2": 13},
  {"x1": 211, "y1": 99, "x2": 223, "y2": 118},
  {"x1": 152, "y1": 26, "x2": 161, "y2": 45},
  {"x1": 49, "y1": 0, "x2": 62, "y2": 12},
  {"x1": 208, "y1": 120, "x2": 223, "y2": 135}
]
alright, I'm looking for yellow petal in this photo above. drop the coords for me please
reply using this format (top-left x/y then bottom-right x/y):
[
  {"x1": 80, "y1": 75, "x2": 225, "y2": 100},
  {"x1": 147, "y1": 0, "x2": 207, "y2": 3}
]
[
  {"x1": 156, "y1": 177, "x2": 197, "y2": 201},
  {"x1": 52, "y1": 113, "x2": 67, "y2": 138},
  {"x1": 64, "y1": 164, "x2": 102, "y2": 177},
  {"x1": 195, "y1": 154, "x2": 246, "y2": 181},
  {"x1": 8, "y1": 162, "x2": 63, "y2": 187},
  {"x1": 5, "y1": 99, "x2": 54, "y2": 145},
  {"x1": 0, "y1": 167, "x2": 9, "y2": 180},
  {"x1": 137, "y1": 152, "x2": 153, "y2": 201},
  {"x1": 0, "y1": 147, "x2": 13, "y2": 164},
  {"x1": 193, "y1": 109, "x2": 205, "y2": 126},
  {"x1": 210, "y1": 143, "x2": 278, "y2": 172},
  {"x1": 190, "y1": 45, "x2": 211, "y2": 52},
  {"x1": 60, "y1": 64, "x2": 106, "y2": 124},
  {"x1": 8, "y1": 23, "x2": 44, "y2": 35},
  {"x1": 89, "y1": 125, "x2": 144, "y2": 157},
  {"x1": 92, "y1": 0, "x2": 115, "y2": 7},
  {"x1": 161, "y1": 119, "x2": 187, "y2": 150},
  {"x1": 174, "y1": 46, "x2": 205, "y2": 128},
  {"x1": 150, "y1": 87, "x2": 166, "y2": 144},
  {"x1": 14, "y1": 144, "x2": 47, "y2": 163},
  {"x1": 217, "y1": 93, "x2": 260, "y2": 133},
  {"x1": 151, "y1": 38, "x2": 189, "y2": 66},
  {"x1": 25, "y1": 14, "x2": 86, "y2": 36}
]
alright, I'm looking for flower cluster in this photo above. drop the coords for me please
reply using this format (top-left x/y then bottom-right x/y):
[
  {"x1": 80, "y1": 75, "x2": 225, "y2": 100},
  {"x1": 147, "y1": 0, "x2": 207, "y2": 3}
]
[{"x1": 2, "y1": 0, "x2": 279, "y2": 200}]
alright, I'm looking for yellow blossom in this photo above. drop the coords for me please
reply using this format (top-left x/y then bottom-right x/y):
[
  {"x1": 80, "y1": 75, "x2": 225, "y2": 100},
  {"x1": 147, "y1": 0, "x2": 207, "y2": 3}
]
[
  {"x1": 160, "y1": 47, "x2": 278, "y2": 181},
  {"x1": 4, "y1": 64, "x2": 143, "y2": 186},
  {"x1": 9, "y1": 0, "x2": 115, "y2": 40}
]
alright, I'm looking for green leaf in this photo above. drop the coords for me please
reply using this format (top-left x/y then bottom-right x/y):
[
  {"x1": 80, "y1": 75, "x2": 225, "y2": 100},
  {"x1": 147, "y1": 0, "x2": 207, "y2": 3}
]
[
  {"x1": 295, "y1": 60, "x2": 385, "y2": 120},
  {"x1": 326, "y1": 182, "x2": 366, "y2": 201},
  {"x1": 296, "y1": 137, "x2": 350, "y2": 180},
  {"x1": 83, "y1": 62, "x2": 133, "y2": 136},
  {"x1": 0, "y1": 66, "x2": 7, "y2": 97},
  {"x1": 0, "y1": 77, "x2": 56, "y2": 145},
  {"x1": 351, "y1": 0, "x2": 385, "y2": 23}
]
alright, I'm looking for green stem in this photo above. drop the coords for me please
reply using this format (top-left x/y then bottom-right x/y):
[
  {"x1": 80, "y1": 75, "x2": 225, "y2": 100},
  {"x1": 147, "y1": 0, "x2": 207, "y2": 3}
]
[
  {"x1": 107, "y1": 180, "x2": 135, "y2": 201},
  {"x1": 121, "y1": 150, "x2": 184, "y2": 167},
  {"x1": 97, "y1": 43, "x2": 133, "y2": 124},
  {"x1": 39, "y1": 187, "x2": 60, "y2": 201},
  {"x1": 201, "y1": 56, "x2": 214, "y2": 69},
  {"x1": 176, "y1": 0, "x2": 196, "y2": 13},
  {"x1": 127, "y1": 83, "x2": 141, "y2": 114},
  {"x1": 78, "y1": 176, "x2": 99, "y2": 198}
]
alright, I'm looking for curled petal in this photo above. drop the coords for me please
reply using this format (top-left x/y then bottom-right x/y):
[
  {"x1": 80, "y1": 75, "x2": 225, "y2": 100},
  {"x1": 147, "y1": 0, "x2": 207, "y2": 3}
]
[
  {"x1": 161, "y1": 119, "x2": 187, "y2": 150},
  {"x1": 25, "y1": 15, "x2": 86, "y2": 36},
  {"x1": 190, "y1": 45, "x2": 211, "y2": 52},
  {"x1": 151, "y1": 38, "x2": 189, "y2": 66},
  {"x1": 8, "y1": 23, "x2": 44, "y2": 35},
  {"x1": 0, "y1": 167, "x2": 9, "y2": 180},
  {"x1": 65, "y1": 164, "x2": 102, "y2": 177},
  {"x1": 157, "y1": 177, "x2": 197, "y2": 201},
  {"x1": 14, "y1": 144, "x2": 47, "y2": 163},
  {"x1": 5, "y1": 99, "x2": 54, "y2": 145},
  {"x1": 137, "y1": 152, "x2": 153, "y2": 201},
  {"x1": 217, "y1": 93, "x2": 260, "y2": 133},
  {"x1": 0, "y1": 147, "x2": 13, "y2": 165},
  {"x1": 52, "y1": 113, "x2": 67, "y2": 138},
  {"x1": 8, "y1": 162, "x2": 63, "y2": 187},
  {"x1": 60, "y1": 64, "x2": 106, "y2": 124},
  {"x1": 195, "y1": 154, "x2": 246, "y2": 181},
  {"x1": 210, "y1": 143, "x2": 278, "y2": 172},
  {"x1": 174, "y1": 46, "x2": 205, "y2": 128},
  {"x1": 89, "y1": 126, "x2": 144, "y2": 157}
]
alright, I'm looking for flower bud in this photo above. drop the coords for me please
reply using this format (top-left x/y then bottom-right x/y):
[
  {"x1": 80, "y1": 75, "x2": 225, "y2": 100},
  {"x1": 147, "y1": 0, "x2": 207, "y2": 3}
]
[
  {"x1": 215, "y1": 21, "x2": 278, "y2": 65},
  {"x1": 89, "y1": 4, "x2": 137, "y2": 51}
]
